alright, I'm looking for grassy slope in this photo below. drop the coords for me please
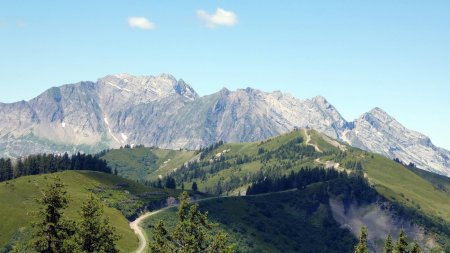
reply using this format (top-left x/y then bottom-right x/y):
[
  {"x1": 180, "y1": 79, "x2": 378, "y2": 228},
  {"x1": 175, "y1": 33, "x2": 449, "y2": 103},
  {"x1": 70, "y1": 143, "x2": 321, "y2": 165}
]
[
  {"x1": 101, "y1": 147, "x2": 196, "y2": 181},
  {"x1": 303, "y1": 130, "x2": 450, "y2": 223},
  {"x1": 363, "y1": 154, "x2": 450, "y2": 221},
  {"x1": 0, "y1": 170, "x2": 180, "y2": 252},
  {"x1": 408, "y1": 166, "x2": 450, "y2": 191},
  {"x1": 143, "y1": 188, "x2": 356, "y2": 253},
  {"x1": 188, "y1": 129, "x2": 450, "y2": 224},
  {"x1": 102, "y1": 129, "x2": 450, "y2": 224}
]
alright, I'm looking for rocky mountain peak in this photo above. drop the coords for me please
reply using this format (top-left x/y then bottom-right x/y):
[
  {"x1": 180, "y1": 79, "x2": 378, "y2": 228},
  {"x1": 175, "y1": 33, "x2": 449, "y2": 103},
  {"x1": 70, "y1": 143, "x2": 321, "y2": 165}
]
[
  {"x1": 365, "y1": 107, "x2": 394, "y2": 121},
  {"x1": 174, "y1": 79, "x2": 198, "y2": 100},
  {"x1": 97, "y1": 73, "x2": 198, "y2": 102},
  {"x1": 311, "y1": 95, "x2": 329, "y2": 105},
  {"x1": 0, "y1": 73, "x2": 449, "y2": 176}
]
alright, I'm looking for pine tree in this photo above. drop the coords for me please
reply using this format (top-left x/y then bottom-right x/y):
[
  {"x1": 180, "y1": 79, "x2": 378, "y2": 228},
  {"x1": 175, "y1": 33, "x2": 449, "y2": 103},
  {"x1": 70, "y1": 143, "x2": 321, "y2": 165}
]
[
  {"x1": 31, "y1": 177, "x2": 76, "y2": 253},
  {"x1": 165, "y1": 176, "x2": 176, "y2": 189},
  {"x1": 411, "y1": 241, "x2": 421, "y2": 253},
  {"x1": 354, "y1": 226, "x2": 369, "y2": 253},
  {"x1": 395, "y1": 230, "x2": 409, "y2": 253},
  {"x1": 384, "y1": 234, "x2": 394, "y2": 253},
  {"x1": 149, "y1": 191, "x2": 234, "y2": 253},
  {"x1": 192, "y1": 181, "x2": 198, "y2": 192},
  {"x1": 77, "y1": 195, "x2": 120, "y2": 253},
  {"x1": 4, "y1": 158, "x2": 13, "y2": 180}
]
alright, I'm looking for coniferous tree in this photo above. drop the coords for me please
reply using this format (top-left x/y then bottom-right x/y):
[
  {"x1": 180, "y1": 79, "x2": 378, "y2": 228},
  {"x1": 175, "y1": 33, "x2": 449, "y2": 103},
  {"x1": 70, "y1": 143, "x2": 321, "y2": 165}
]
[
  {"x1": 384, "y1": 234, "x2": 394, "y2": 253},
  {"x1": 192, "y1": 181, "x2": 198, "y2": 192},
  {"x1": 395, "y1": 230, "x2": 409, "y2": 253},
  {"x1": 411, "y1": 241, "x2": 421, "y2": 253},
  {"x1": 149, "y1": 192, "x2": 234, "y2": 253},
  {"x1": 31, "y1": 177, "x2": 76, "y2": 253},
  {"x1": 354, "y1": 226, "x2": 369, "y2": 253},
  {"x1": 15, "y1": 158, "x2": 26, "y2": 178},
  {"x1": 157, "y1": 178, "x2": 163, "y2": 188},
  {"x1": 4, "y1": 158, "x2": 13, "y2": 181},
  {"x1": 165, "y1": 176, "x2": 176, "y2": 189},
  {"x1": 77, "y1": 195, "x2": 120, "y2": 253}
]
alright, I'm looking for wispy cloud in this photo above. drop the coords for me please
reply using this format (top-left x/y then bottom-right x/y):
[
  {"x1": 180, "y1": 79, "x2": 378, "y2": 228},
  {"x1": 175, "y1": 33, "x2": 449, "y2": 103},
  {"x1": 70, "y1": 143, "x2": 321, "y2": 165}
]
[
  {"x1": 197, "y1": 8, "x2": 238, "y2": 28},
  {"x1": 128, "y1": 17, "x2": 156, "y2": 30}
]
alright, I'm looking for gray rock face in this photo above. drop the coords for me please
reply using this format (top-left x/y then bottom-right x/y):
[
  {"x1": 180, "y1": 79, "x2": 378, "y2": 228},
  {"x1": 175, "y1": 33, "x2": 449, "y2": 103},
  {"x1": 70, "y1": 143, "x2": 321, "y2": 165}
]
[
  {"x1": 342, "y1": 108, "x2": 450, "y2": 175},
  {"x1": 0, "y1": 73, "x2": 449, "y2": 176}
]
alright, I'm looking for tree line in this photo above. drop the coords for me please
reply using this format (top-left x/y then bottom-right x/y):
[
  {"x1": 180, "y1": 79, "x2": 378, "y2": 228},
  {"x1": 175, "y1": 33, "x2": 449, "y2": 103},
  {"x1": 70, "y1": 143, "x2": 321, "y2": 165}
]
[
  {"x1": 0, "y1": 152, "x2": 111, "y2": 183},
  {"x1": 246, "y1": 167, "x2": 343, "y2": 195},
  {"x1": 354, "y1": 226, "x2": 422, "y2": 253},
  {"x1": 247, "y1": 168, "x2": 378, "y2": 205}
]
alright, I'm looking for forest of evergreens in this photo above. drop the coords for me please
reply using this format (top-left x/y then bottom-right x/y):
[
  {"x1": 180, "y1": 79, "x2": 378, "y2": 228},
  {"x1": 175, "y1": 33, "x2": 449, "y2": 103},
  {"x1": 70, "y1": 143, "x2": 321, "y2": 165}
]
[{"x1": 0, "y1": 152, "x2": 111, "y2": 182}]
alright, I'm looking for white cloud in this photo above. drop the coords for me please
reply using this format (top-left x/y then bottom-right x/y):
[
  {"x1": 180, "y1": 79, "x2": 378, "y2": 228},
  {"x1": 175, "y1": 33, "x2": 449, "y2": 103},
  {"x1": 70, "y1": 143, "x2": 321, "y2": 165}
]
[
  {"x1": 128, "y1": 17, "x2": 156, "y2": 30},
  {"x1": 197, "y1": 8, "x2": 238, "y2": 28}
]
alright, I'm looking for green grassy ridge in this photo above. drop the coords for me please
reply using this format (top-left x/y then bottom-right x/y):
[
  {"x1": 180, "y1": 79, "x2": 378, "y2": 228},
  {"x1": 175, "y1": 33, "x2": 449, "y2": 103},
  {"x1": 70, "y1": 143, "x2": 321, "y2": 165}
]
[
  {"x1": 207, "y1": 130, "x2": 450, "y2": 223},
  {"x1": 101, "y1": 147, "x2": 196, "y2": 181},
  {"x1": 0, "y1": 170, "x2": 180, "y2": 252},
  {"x1": 100, "y1": 129, "x2": 450, "y2": 223},
  {"x1": 304, "y1": 130, "x2": 450, "y2": 223},
  {"x1": 174, "y1": 130, "x2": 325, "y2": 193},
  {"x1": 143, "y1": 188, "x2": 357, "y2": 253},
  {"x1": 362, "y1": 154, "x2": 450, "y2": 222}
]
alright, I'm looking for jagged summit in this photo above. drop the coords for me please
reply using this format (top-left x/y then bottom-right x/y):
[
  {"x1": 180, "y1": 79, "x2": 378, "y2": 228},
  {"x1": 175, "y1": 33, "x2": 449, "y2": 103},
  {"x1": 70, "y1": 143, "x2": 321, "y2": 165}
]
[
  {"x1": 0, "y1": 73, "x2": 448, "y2": 176},
  {"x1": 98, "y1": 73, "x2": 198, "y2": 102},
  {"x1": 363, "y1": 107, "x2": 394, "y2": 122},
  {"x1": 311, "y1": 95, "x2": 329, "y2": 105}
]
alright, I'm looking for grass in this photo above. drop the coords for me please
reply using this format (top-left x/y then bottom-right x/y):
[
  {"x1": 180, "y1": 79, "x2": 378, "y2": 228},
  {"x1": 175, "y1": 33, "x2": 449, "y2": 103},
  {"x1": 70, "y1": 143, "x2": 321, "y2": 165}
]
[
  {"x1": 0, "y1": 170, "x2": 185, "y2": 252},
  {"x1": 362, "y1": 154, "x2": 450, "y2": 222},
  {"x1": 101, "y1": 147, "x2": 196, "y2": 181},
  {"x1": 407, "y1": 165, "x2": 450, "y2": 191}
]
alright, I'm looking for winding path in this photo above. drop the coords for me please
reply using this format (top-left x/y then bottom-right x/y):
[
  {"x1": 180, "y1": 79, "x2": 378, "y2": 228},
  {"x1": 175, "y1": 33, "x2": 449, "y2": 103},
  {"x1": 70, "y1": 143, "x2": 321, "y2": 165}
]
[
  {"x1": 303, "y1": 129, "x2": 322, "y2": 152},
  {"x1": 130, "y1": 207, "x2": 171, "y2": 253},
  {"x1": 129, "y1": 196, "x2": 222, "y2": 253}
]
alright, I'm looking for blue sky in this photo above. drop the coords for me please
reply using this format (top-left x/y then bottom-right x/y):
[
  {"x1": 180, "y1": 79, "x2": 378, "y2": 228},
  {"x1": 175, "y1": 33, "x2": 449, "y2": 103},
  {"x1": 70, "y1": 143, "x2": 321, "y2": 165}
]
[{"x1": 0, "y1": 1, "x2": 449, "y2": 149}]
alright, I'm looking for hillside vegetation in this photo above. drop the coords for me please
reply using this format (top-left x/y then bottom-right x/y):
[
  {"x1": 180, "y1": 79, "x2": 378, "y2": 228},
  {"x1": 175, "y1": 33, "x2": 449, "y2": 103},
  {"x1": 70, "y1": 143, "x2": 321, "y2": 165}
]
[
  {"x1": 0, "y1": 170, "x2": 181, "y2": 252},
  {"x1": 101, "y1": 130, "x2": 450, "y2": 223},
  {"x1": 105, "y1": 129, "x2": 450, "y2": 251},
  {"x1": 144, "y1": 188, "x2": 357, "y2": 253},
  {"x1": 101, "y1": 147, "x2": 196, "y2": 181}
]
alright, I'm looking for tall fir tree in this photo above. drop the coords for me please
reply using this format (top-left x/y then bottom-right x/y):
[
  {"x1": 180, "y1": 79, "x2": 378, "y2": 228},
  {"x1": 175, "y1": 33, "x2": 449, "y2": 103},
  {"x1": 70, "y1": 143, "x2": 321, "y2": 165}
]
[
  {"x1": 149, "y1": 191, "x2": 234, "y2": 253},
  {"x1": 4, "y1": 158, "x2": 13, "y2": 180},
  {"x1": 31, "y1": 177, "x2": 76, "y2": 253},
  {"x1": 395, "y1": 230, "x2": 409, "y2": 253},
  {"x1": 192, "y1": 181, "x2": 198, "y2": 192},
  {"x1": 354, "y1": 226, "x2": 369, "y2": 253},
  {"x1": 77, "y1": 194, "x2": 120, "y2": 253},
  {"x1": 384, "y1": 234, "x2": 394, "y2": 253}
]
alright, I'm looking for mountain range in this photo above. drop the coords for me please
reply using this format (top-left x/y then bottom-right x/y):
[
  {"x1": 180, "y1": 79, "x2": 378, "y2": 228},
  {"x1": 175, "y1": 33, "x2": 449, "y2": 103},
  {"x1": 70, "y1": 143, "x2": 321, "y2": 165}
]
[{"x1": 0, "y1": 73, "x2": 449, "y2": 176}]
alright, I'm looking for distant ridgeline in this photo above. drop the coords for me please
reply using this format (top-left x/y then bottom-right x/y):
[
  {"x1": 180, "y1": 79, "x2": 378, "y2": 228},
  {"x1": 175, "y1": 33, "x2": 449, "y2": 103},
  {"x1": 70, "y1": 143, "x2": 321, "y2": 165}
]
[{"x1": 0, "y1": 153, "x2": 111, "y2": 182}]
